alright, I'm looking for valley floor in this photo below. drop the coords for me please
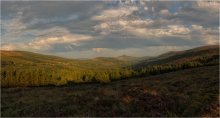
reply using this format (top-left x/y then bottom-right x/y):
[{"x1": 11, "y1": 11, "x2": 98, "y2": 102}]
[{"x1": 1, "y1": 65, "x2": 219, "y2": 117}]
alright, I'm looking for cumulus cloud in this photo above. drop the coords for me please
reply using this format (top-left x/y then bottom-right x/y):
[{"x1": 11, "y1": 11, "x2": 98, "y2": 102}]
[
  {"x1": 129, "y1": 25, "x2": 191, "y2": 38},
  {"x1": 159, "y1": 9, "x2": 171, "y2": 17},
  {"x1": 196, "y1": 0, "x2": 220, "y2": 11},
  {"x1": 28, "y1": 34, "x2": 93, "y2": 50},
  {"x1": 1, "y1": 26, "x2": 94, "y2": 52},
  {"x1": 29, "y1": 32, "x2": 93, "y2": 49},
  {"x1": 92, "y1": 1, "x2": 218, "y2": 48},
  {"x1": 92, "y1": 6, "x2": 138, "y2": 21},
  {"x1": 94, "y1": 19, "x2": 154, "y2": 32}
]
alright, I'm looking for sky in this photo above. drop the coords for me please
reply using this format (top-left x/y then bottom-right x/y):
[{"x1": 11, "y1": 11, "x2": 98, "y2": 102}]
[{"x1": 1, "y1": 0, "x2": 219, "y2": 58}]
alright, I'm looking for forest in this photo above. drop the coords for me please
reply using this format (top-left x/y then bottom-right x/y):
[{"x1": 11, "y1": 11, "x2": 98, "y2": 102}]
[{"x1": 1, "y1": 45, "x2": 219, "y2": 87}]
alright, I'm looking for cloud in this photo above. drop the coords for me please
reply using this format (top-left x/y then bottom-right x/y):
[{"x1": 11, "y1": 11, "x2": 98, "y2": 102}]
[
  {"x1": 196, "y1": 0, "x2": 220, "y2": 11},
  {"x1": 1, "y1": 26, "x2": 94, "y2": 52},
  {"x1": 1, "y1": 44, "x2": 17, "y2": 50},
  {"x1": 126, "y1": 25, "x2": 191, "y2": 38},
  {"x1": 2, "y1": 1, "x2": 105, "y2": 35},
  {"x1": 92, "y1": 6, "x2": 138, "y2": 21},
  {"x1": 159, "y1": 9, "x2": 171, "y2": 17},
  {"x1": 1, "y1": 1, "x2": 219, "y2": 58},
  {"x1": 1, "y1": 43, "x2": 29, "y2": 51},
  {"x1": 29, "y1": 33, "x2": 93, "y2": 50},
  {"x1": 168, "y1": 2, "x2": 219, "y2": 28},
  {"x1": 1, "y1": 12, "x2": 27, "y2": 42},
  {"x1": 94, "y1": 19, "x2": 154, "y2": 33},
  {"x1": 92, "y1": 1, "x2": 218, "y2": 46},
  {"x1": 92, "y1": 48, "x2": 107, "y2": 53}
]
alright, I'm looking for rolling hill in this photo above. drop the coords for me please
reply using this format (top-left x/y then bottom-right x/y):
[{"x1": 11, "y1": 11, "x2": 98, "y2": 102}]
[
  {"x1": 0, "y1": 45, "x2": 219, "y2": 87},
  {"x1": 134, "y1": 45, "x2": 219, "y2": 68},
  {"x1": 1, "y1": 50, "x2": 138, "y2": 87}
]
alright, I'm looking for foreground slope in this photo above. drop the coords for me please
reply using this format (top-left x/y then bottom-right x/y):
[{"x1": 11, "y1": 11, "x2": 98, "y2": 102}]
[{"x1": 1, "y1": 66, "x2": 219, "y2": 117}]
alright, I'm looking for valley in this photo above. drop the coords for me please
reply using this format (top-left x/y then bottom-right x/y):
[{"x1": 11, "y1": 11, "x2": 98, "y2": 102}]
[{"x1": 1, "y1": 45, "x2": 219, "y2": 117}]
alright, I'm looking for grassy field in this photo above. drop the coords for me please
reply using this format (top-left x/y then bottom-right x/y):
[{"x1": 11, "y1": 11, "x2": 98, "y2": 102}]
[{"x1": 1, "y1": 65, "x2": 219, "y2": 117}]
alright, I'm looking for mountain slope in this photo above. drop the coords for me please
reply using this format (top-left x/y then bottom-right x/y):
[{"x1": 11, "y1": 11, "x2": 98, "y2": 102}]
[
  {"x1": 1, "y1": 50, "x2": 136, "y2": 87},
  {"x1": 134, "y1": 45, "x2": 219, "y2": 68},
  {"x1": 116, "y1": 55, "x2": 139, "y2": 61}
]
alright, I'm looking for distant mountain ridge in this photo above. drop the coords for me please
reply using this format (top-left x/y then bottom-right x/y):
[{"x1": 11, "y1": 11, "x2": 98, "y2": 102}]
[{"x1": 1, "y1": 45, "x2": 219, "y2": 65}]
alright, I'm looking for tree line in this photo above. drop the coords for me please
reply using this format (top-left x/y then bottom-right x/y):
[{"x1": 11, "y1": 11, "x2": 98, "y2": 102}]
[{"x1": 1, "y1": 55, "x2": 219, "y2": 87}]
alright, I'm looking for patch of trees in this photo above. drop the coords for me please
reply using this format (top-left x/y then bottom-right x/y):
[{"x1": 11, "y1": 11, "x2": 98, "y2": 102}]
[{"x1": 137, "y1": 55, "x2": 219, "y2": 76}]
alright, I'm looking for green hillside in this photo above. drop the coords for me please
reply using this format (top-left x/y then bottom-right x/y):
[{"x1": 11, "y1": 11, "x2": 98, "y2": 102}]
[
  {"x1": 1, "y1": 50, "x2": 136, "y2": 87},
  {"x1": 1, "y1": 45, "x2": 219, "y2": 87}
]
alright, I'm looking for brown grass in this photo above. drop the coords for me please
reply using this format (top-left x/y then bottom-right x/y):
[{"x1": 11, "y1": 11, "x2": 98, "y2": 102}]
[{"x1": 1, "y1": 66, "x2": 219, "y2": 117}]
